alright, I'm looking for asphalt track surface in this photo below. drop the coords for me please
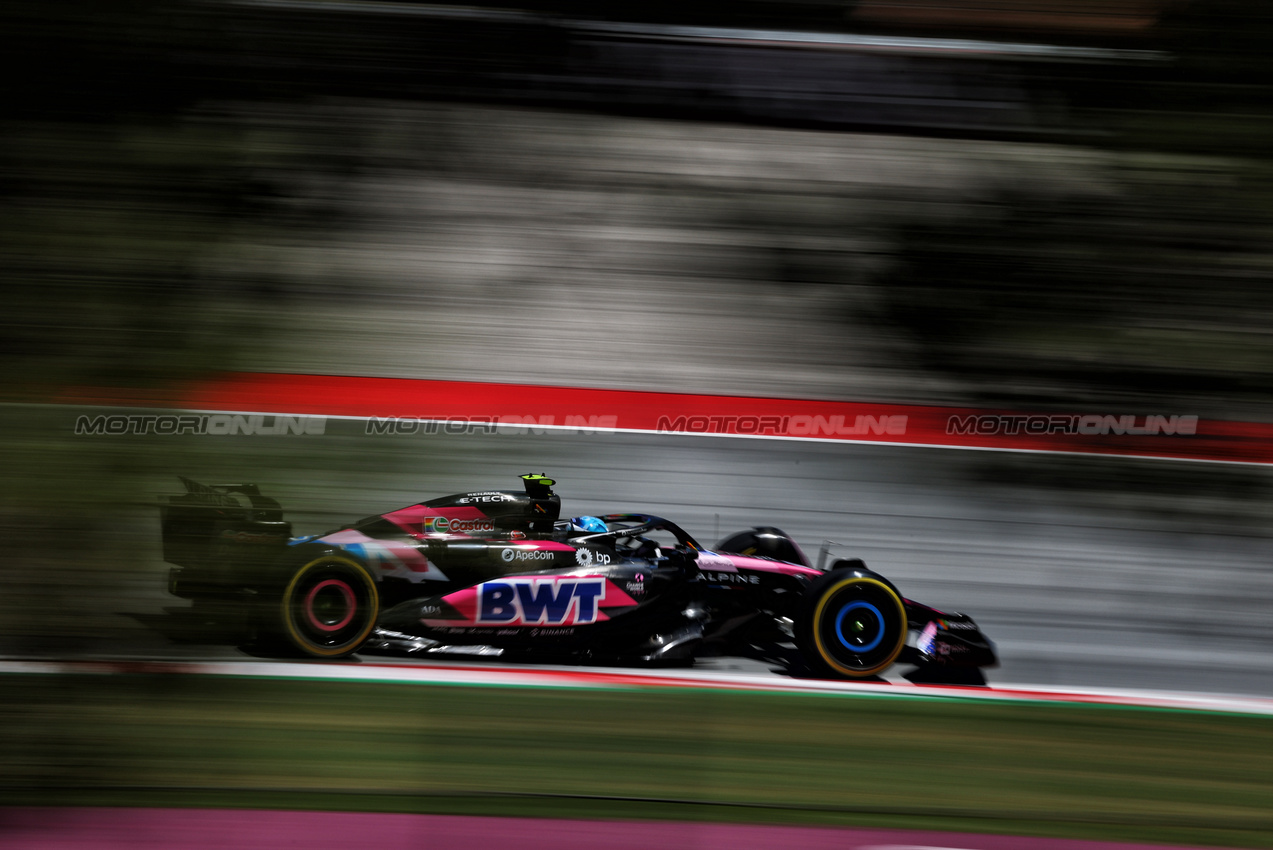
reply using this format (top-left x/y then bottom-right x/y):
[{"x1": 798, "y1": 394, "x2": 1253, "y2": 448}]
[
  {"x1": 77, "y1": 423, "x2": 1273, "y2": 700},
  {"x1": 0, "y1": 808, "x2": 1224, "y2": 850}
]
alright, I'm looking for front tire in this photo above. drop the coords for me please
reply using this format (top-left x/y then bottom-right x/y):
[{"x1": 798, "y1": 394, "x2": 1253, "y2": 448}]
[
  {"x1": 798, "y1": 572, "x2": 907, "y2": 678},
  {"x1": 278, "y1": 554, "x2": 379, "y2": 657}
]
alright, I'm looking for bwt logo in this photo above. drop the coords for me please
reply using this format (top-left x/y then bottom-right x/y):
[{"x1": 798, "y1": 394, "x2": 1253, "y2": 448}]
[{"x1": 477, "y1": 578, "x2": 606, "y2": 625}]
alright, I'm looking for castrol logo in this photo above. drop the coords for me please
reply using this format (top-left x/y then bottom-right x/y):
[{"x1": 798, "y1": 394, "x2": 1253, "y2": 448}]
[{"x1": 422, "y1": 516, "x2": 495, "y2": 534}]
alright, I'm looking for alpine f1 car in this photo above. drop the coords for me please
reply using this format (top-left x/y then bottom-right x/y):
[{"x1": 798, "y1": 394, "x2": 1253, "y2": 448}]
[{"x1": 161, "y1": 474, "x2": 996, "y2": 682}]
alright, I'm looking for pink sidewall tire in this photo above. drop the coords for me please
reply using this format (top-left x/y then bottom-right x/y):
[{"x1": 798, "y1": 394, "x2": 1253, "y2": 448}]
[{"x1": 277, "y1": 554, "x2": 379, "y2": 658}]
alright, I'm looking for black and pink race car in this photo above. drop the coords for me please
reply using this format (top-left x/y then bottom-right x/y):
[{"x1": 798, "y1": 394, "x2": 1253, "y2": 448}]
[{"x1": 161, "y1": 474, "x2": 996, "y2": 683}]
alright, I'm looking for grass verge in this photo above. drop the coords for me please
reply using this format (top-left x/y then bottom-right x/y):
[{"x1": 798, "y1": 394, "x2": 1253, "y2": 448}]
[{"x1": 2, "y1": 674, "x2": 1270, "y2": 847}]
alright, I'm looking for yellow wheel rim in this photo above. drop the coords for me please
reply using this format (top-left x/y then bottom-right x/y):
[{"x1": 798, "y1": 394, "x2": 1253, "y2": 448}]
[
  {"x1": 281, "y1": 555, "x2": 379, "y2": 657},
  {"x1": 811, "y1": 576, "x2": 907, "y2": 677}
]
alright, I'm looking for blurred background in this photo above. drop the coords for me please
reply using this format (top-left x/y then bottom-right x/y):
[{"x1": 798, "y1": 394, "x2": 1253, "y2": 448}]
[
  {"x1": 2, "y1": 0, "x2": 1273, "y2": 837},
  {"x1": 6, "y1": 0, "x2": 1273, "y2": 409},
  {"x1": 5, "y1": 0, "x2": 1273, "y2": 693}
]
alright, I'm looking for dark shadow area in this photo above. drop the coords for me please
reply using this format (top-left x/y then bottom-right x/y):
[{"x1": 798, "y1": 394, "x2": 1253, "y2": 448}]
[
  {"x1": 121, "y1": 604, "x2": 254, "y2": 648},
  {"x1": 903, "y1": 666, "x2": 990, "y2": 687}
]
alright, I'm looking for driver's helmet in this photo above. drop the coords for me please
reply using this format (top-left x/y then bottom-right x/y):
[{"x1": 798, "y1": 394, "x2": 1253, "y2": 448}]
[{"x1": 569, "y1": 516, "x2": 608, "y2": 534}]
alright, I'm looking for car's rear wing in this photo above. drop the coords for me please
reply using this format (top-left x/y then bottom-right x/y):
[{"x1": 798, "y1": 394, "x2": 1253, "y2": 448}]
[{"x1": 160, "y1": 476, "x2": 292, "y2": 570}]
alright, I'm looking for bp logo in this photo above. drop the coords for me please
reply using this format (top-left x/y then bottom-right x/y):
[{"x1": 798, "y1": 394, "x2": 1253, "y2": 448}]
[{"x1": 573, "y1": 547, "x2": 610, "y2": 567}]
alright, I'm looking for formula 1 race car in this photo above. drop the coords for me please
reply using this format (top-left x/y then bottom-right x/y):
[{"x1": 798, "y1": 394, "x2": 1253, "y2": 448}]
[{"x1": 161, "y1": 474, "x2": 996, "y2": 682}]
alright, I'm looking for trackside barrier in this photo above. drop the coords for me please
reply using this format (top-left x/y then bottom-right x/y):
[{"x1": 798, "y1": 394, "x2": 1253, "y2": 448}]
[{"x1": 55, "y1": 372, "x2": 1273, "y2": 465}]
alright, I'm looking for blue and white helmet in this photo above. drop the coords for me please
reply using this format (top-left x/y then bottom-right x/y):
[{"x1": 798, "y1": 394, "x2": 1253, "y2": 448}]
[{"x1": 569, "y1": 516, "x2": 608, "y2": 534}]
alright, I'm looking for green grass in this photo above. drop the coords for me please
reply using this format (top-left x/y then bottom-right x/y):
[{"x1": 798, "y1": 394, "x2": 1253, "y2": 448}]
[{"x1": 2, "y1": 674, "x2": 1271, "y2": 847}]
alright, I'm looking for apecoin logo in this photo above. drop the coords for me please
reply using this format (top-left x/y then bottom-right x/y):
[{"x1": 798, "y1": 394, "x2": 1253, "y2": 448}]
[{"x1": 501, "y1": 547, "x2": 556, "y2": 562}]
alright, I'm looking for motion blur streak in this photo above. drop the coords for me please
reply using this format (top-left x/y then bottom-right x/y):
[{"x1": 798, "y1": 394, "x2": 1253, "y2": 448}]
[
  {"x1": 153, "y1": 371, "x2": 1273, "y2": 463},
  {"x1": 0, "y1": 809, "x2": 1226, "y2": 850}
]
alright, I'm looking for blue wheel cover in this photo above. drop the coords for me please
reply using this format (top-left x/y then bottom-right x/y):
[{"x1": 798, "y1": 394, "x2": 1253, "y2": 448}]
[{"x1": 835, "y1": 600, "x2": 884, "y2": 653}]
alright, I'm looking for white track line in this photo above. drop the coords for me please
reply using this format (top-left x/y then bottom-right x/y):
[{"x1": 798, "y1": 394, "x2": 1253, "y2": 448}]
[{"x1": 4, "y1": 658, "x2": 1272, "y2": 716}]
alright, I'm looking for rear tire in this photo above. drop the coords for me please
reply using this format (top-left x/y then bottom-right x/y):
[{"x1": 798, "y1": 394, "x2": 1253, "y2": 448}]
[
  {"x1": 797, "y1": 572, "x2": 907, "y2": 678},
  {"x1": 277, "y1": 554, "x2": 379, "y2": 658}
]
